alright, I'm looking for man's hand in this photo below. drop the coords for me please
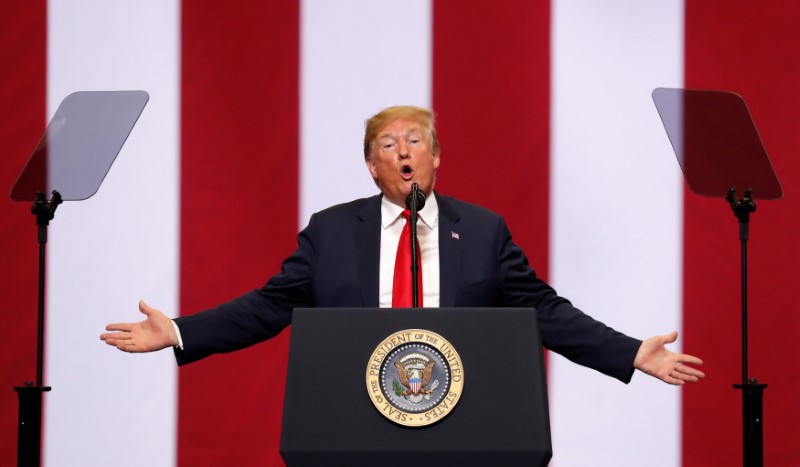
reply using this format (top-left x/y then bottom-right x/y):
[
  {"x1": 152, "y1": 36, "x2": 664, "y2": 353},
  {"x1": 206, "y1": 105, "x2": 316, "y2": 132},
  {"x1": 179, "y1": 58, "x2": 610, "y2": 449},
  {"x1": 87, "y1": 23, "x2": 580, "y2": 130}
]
[
  {"x1": 100, "y1": 300, "x2": 178, "y2": 353},
  {"x1": 634, "y1": 331, "x2": 705, "y2": 385}
]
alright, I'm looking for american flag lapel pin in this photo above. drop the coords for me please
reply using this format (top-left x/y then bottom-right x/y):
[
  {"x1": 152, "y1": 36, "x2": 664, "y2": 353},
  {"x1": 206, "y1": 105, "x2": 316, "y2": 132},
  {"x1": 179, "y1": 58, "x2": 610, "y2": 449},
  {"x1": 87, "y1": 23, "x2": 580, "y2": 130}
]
[{"x1": 451, "y1": 231, "x2": 460, "y2": 240}]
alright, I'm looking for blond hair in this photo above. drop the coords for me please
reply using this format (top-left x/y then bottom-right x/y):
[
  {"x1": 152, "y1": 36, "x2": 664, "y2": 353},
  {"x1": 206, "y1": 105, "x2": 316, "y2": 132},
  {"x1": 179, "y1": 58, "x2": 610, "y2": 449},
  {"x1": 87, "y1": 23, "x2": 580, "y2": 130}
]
[{"x1": 363, "y1": 106, "x2": 441, "y2": 159}]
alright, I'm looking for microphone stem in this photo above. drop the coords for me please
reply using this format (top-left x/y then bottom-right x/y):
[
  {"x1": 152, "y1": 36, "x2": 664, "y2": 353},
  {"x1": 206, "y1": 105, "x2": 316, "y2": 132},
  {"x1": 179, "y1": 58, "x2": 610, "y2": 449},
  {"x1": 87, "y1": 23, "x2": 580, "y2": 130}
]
[{"x1": 410, "y1": 184, "x2": 420, "y2": 308}]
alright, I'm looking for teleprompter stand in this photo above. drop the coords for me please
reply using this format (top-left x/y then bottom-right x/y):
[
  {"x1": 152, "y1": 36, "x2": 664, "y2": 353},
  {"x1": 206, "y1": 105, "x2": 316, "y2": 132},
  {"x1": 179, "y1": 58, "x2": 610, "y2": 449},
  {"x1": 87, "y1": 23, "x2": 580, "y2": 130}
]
[
  {"x1": 10, "y1": 91, "x2": 149, "y2": 466},
  {"x1": 653, "y1": 88, "x2": 783, "y2": 467},
  {"x1": 727, "y1": 187, "x2": 769, "y2": 465},
  {"x1": 14, "y1": 191, "x2": 61, "y2": 467}
]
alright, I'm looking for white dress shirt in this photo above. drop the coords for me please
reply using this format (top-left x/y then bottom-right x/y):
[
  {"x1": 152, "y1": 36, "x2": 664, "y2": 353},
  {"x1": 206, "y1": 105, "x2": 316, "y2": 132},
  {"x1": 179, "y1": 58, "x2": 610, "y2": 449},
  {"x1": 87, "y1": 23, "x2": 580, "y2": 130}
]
[{"x1": 378, "y1": 194, "x2": 440, "y2": 308}]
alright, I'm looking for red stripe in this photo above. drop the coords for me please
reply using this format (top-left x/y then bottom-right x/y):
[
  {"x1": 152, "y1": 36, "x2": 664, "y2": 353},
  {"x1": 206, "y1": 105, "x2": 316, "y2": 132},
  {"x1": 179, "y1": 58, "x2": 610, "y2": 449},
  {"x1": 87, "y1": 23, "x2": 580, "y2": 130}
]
[
  {"x1": 180, "y1": 2, "x2": 299, "y2": 465},
  {"x1": 432, "y1": 0, "x2": 551, "y2": 281},
  {"x1": 0, "y1": 2, "x2": 47, "y2": 465},
  {"x1": 684, "y1": 1, "x2": 800, "y2": 464}
]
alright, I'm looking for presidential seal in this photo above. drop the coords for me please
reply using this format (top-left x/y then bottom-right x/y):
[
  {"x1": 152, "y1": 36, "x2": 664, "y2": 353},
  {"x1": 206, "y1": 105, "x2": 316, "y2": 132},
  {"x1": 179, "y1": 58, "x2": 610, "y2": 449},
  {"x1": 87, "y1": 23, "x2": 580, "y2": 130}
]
[{"x1": 366, "y1": 329, "x2": 464, "y2": 427}]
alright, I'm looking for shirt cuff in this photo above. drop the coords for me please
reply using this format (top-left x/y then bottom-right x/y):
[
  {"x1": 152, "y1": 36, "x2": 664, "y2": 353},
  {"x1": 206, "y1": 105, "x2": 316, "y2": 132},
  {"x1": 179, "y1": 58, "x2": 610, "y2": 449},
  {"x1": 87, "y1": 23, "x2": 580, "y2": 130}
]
[{"x1": 171, "y1": 319, "x2": 184, "y2": 350}]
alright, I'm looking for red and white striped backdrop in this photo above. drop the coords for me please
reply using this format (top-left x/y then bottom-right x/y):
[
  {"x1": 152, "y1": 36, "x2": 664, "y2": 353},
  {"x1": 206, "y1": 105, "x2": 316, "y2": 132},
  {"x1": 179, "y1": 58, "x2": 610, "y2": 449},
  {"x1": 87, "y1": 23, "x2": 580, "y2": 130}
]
[{"x1": 2, "y1": 1, "x2": 799, "y2": 466}]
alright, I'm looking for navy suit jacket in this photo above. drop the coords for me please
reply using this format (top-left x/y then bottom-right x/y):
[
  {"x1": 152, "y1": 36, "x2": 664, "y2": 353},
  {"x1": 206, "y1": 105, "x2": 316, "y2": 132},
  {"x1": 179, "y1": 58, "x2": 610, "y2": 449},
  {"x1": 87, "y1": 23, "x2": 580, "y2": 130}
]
[{"x1": 175, "y1": 193, "x2": 641, "y2": 382}]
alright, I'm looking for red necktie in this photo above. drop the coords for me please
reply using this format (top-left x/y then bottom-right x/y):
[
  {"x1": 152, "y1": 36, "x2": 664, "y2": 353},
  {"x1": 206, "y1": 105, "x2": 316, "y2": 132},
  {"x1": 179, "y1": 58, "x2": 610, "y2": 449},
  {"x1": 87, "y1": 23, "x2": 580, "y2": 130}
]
[{"x1": 392, "y1": 209, "x2": 423, "y2": 308}]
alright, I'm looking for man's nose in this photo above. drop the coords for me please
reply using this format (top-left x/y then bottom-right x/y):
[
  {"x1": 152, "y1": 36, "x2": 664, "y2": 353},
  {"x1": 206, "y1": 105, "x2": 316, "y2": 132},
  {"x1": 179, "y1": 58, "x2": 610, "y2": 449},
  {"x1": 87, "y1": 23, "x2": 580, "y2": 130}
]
[{"x1": 398, "y1": 141, "x2": 410, "y2": 158}]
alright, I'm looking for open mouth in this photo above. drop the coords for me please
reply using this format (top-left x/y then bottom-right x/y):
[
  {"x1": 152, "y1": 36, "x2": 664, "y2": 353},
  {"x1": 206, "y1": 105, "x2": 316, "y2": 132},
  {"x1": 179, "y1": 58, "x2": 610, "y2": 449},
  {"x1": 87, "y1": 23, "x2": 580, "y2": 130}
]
[{"x1": 401, "y1": 164, "x2": 414, "y2": 180}]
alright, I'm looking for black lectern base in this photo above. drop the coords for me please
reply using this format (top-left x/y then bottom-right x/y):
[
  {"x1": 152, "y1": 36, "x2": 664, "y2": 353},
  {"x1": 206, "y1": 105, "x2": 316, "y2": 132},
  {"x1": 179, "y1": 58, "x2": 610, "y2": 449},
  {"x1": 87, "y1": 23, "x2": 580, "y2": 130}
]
[{"x1": 283, "y1": 451, "x2": 544, "y2": 467}]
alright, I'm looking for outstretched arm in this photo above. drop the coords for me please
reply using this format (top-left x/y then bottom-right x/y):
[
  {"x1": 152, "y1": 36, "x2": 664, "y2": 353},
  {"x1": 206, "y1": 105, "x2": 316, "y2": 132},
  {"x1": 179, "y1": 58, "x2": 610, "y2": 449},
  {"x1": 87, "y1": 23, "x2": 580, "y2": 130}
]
[
  {"x1": 101, "y1": 300, "x2": 178, "y2": 353},
  {"x1": 634, "y1": 331, "x2": 705, "y2": 385}
]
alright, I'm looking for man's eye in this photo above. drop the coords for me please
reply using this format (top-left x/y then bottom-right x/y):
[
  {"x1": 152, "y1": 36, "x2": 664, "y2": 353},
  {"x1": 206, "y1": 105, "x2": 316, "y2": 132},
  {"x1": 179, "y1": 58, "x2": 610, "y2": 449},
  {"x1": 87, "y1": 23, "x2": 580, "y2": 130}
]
[{"x1": 409, "y1": 139, "x2": 420, "y2": 144}]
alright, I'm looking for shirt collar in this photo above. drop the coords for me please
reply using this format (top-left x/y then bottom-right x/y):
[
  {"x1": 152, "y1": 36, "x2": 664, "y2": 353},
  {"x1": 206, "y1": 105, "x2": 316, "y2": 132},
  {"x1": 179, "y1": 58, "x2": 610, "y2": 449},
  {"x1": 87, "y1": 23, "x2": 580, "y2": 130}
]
[{"x1": 381, "y1": 192, "x2": 438, "y2": 230}]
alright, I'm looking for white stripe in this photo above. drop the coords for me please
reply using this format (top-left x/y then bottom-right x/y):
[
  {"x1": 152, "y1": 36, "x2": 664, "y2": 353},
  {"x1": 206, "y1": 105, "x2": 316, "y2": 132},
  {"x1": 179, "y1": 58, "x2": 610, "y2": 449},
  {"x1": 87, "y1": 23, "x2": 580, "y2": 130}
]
[
  {"x1": 300, "y1": 0, "x2": 432, "y2": 224},
  {"x1": 45, "y1": 1, "x2": 179, "y2": 466},
  {"x1": 549, "y1": 1, "x2": 684, "y2": 466}
]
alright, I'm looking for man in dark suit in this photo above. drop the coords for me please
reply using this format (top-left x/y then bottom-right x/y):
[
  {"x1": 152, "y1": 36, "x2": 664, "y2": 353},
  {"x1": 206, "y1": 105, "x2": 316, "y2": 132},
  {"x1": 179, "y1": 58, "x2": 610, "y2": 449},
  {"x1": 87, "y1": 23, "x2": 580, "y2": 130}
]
[{"x1": 102, "y1": 106, "x2": 704, "y2": 385}]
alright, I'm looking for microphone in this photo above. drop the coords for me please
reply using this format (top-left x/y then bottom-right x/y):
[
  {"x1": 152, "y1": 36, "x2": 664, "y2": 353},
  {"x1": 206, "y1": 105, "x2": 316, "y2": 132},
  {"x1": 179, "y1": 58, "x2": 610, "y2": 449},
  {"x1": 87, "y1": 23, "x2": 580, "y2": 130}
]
[{"x1": 405, "y1": 185, "x2": 426, "y2": 211}]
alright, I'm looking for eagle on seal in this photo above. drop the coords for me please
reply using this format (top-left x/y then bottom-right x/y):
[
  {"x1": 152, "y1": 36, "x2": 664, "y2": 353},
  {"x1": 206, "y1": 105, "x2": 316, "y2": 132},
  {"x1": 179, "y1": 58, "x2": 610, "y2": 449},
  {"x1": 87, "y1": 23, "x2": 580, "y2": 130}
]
[{"x1": 395, "y1": 359, "x2": 435, "y2": 396}]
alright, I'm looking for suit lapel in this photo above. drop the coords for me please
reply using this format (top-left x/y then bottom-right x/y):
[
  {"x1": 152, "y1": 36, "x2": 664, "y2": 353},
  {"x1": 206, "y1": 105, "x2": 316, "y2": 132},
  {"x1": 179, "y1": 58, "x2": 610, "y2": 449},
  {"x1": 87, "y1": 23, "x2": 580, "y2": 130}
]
[
  {"x1": 436, "y1": 193, "x2": 463, "y2": 307},
  {"x1": 355, "y1": 195, "x2": 382, "y2": 307}
]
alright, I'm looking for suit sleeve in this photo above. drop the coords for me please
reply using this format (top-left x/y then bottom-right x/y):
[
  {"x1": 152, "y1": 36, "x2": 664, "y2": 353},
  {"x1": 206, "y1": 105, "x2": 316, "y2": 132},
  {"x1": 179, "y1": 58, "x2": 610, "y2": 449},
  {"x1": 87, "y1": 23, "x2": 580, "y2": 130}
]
[
  {"x1": 172, "y1": 214, "x2": 319, "y2": 365},
  {"x1": 495, "y1": 217, "x2": 641, "y2": 383}
]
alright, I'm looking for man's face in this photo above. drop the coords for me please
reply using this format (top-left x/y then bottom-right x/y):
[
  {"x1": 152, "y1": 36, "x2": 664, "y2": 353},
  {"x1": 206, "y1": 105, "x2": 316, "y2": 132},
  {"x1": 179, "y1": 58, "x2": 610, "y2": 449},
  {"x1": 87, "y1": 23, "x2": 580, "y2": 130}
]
[{"x1": 366, "y1": 118, "x2": 440, "y2": 207}]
